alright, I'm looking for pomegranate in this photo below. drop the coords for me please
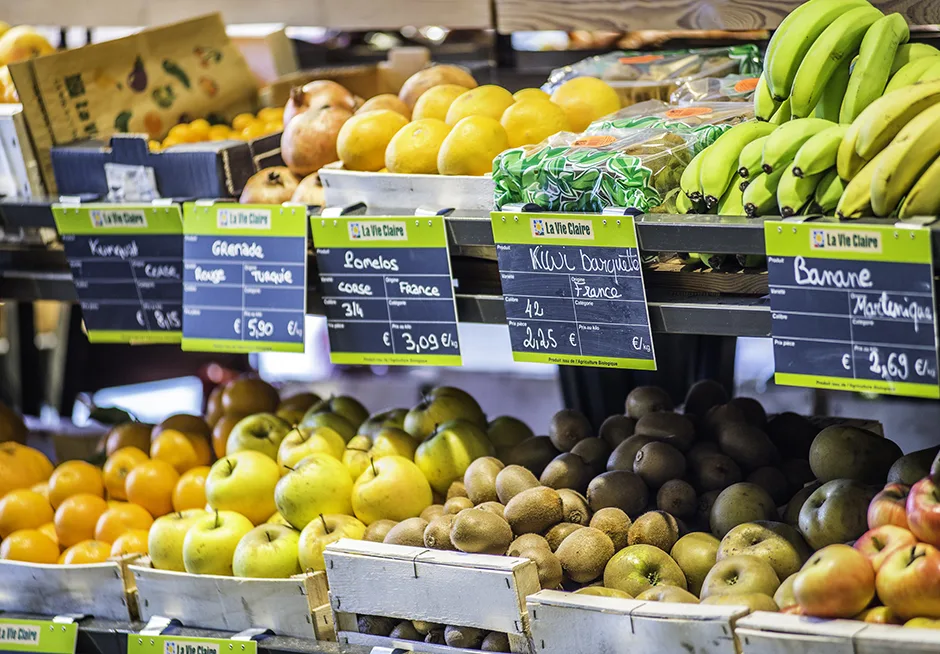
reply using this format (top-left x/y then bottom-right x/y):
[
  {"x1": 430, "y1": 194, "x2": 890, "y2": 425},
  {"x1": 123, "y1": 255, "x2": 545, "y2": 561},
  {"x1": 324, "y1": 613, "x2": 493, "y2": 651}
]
[
  {"x1": 239, "y1": 167, "x2": 299, "y2": 204},
  {"x1": 281, "y1": 106, "x2": 352, "y2": 177},
  {"x1": 291, "y1": 173, "x2": 325, "y2": 206},
  {"x1": 283, "y1": 80, "x2": 356, "y2": 126}
]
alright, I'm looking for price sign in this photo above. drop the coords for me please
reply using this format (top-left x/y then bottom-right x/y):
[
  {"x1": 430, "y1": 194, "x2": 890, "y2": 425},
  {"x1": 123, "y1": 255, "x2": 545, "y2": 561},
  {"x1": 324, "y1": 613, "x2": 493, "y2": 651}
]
[
  {"x1": 766, "y1": 220, "x2": 939, "y2": 399},
  {"x1": 52, "y1": 204, "x2": 183, "y2": 343},
  {"x1": 128, "y1": 635, "x2": 256, "y2": 654},
  {"x1": 311, "y1": 215, "x2": 462, "y2": 365},
  {"x1": 0, "y1": 619, "x2": 77, "y2": 653},
  {"x1": 181, "y1": 203, "x2": 307, "y2": 353},
  {"x1": 490, "y1": 212, "x2": 656, "y2": 369}
]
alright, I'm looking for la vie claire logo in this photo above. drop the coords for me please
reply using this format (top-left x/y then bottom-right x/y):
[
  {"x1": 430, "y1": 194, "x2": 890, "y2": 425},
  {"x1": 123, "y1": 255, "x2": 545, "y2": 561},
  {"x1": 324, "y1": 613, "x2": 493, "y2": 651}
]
[
  {"x1": 91, "y1": 209, "x2": 147, "y2": 228},
  {"x1": 810, "y1": 228, "x2": 882, "y2": 253},
  {"x1": 348, "y1": 220, "x2": 407, "y2": 241},
  {"x1": 531, "y1": 217, "x2": 593, "y2": 240},
  {"x1": 217, "y1": 208, "x2": 271, "y2": 230}
]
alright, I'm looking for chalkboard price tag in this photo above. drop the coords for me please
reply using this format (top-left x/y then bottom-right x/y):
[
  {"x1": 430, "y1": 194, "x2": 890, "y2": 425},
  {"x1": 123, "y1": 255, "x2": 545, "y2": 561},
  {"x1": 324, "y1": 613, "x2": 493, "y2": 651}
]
[
  {"x1": 311, "y1": 216, "x2": 462, "y2": 366},
  {"x1": 490, "y1": 212, "x2": 656, "y2": 370},
  {"x1": 765, "y1": 220, "x2": 939, "y2": 399},
  {"x1": 0, "y1": 618, "x2": 77, "y2": 653},
  {"x1": 181, "y1": 203, "x2": 307, "y2": 353},
  {"x1": 53, "y1": 203, "x2": 183, "y2": 343},
  {"x1": 128, "y1": 635, "x2": 257, "y2": 654}
]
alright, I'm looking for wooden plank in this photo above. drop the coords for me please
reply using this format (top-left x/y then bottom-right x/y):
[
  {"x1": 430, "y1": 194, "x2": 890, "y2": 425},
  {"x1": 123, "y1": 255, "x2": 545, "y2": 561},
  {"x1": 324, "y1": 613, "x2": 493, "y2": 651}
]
[
  {"x1": 0, "y1": 559, "x2": 131, "y2": 621},
  {"x1": 340, "y1": 631, "x2": 517, "y2": 654},
  {"x1": 494, "y1": 0, "x2": 940, "y2": 33},
  {"x1": 855, "y1": 624, "x2": 940, "y2": 654},
  {"x1": 736, "y1": 612, "x2": 863, "y2": 654}
]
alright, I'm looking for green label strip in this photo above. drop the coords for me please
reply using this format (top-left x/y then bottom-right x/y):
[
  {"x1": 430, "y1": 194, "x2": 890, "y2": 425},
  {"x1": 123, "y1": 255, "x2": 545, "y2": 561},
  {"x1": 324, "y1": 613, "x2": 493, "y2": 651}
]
[
  {"x1": 0, "y1": 619, "x2": 77, "y2": 653},
  {"x1": 127, "y1": 635, "x2": 257, "y2": 654}
]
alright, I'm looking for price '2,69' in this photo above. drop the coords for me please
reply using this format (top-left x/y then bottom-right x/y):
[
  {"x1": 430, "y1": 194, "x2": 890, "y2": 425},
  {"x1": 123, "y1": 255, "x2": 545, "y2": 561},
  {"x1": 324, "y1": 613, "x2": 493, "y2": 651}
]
[{"x1": 870, "y1": 349, "x2": 937, "y2": 382}]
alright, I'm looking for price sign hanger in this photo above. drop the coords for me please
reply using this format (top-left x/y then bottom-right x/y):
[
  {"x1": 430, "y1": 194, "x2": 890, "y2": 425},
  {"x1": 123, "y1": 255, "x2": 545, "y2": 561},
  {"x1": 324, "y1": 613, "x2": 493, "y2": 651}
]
[
  {"x1": 490, "y1": 211, "x2": 657, "y2": 370},
  {"x1": 310, "y1": 215, "x2": 462, "y2": 366},
  {"x1": 765, "y1": 218, "x2": 939, "y2": 399},
  {"x1": 52, "y1": 203, "x2": 184, "y2": 344},
  {"x1": 0, "y1": 617, "x2": 79, "y2": 653},
  {"x1": 181, "y1": 202, "x2": 308, "y2": 353}
]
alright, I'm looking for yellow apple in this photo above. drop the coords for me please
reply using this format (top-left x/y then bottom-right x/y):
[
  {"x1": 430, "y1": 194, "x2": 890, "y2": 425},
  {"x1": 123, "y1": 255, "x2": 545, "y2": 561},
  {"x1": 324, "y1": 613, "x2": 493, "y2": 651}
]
[
  {"x1": 344, "y1": 428, "x2": 418, "y2": 479},
  {"x1": 414, "y1": 420, "x2": 494, "y2": 494},
  {"x1": 275, "y1": 454, "x2": 354, "y2": 529},
  {"x1": 233, "y1": 524, "x2": 302, "y2": 578},
  {"x1": 352, "y1": 455, "x2": 433, "y2": 524},
  {"x1": 298, "y1": 514, "x2": 367, "y2": 570},
  {"x1": 148, "y1": 509, "x2": 208, "y2": 571},
  {"x1": 358, "y1": 409, "x2": 408, "y2": 438},
  {"x1": 182, "y1": 510, "x2": 254, "y2": 576},
  {"x1": 266, "y1": 512, "x2": 291, "y2": 526},
  {"x1": 298, "y1": 410, "x2": 356, "y2": 443},
  {"x1": 225, "y1": 413, "x2": 291, "y2": 459},
  {"x1": 278, "y1": 426, "x2": 346, "y2": 471},
  {"x1": 205, "y1": 450, "x2": 280, "y2": 525},
  {"x1": 343, "y1": 435, "x2": 373, "y2": 479},
  {"x1": 308, "y1": 396, "x2": 369, "y2": 430}
]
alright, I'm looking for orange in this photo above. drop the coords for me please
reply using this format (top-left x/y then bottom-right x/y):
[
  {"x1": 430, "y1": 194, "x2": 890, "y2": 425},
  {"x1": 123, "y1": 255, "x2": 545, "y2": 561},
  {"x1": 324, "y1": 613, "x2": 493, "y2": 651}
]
[
  {"x1": 110, "y1": 529, "x2": 149, "y2": 557},
  {"x1": 256, "y1": 107, "x2": 284, "y2": 123},
  {"x1": 0, "y1": 444, "x2": 32, "y2": 497},
  {"x1": 48, "y1": 461, "x2": 104, "y2": 509},
  {"x1": 125, "y1": 460, "x2": 179, "y2": 518},
  {"x1": 102, "y1": 446, "x2": 149, "y2": 500},
  {"x1": 60, "y1": 540, "x2": 111, "y2": 564},
  {"x1": 31, "y1": 481, "x2": 50, "y2": 501},
  {"x1": 150, "y1": 431, "x2": 200, "y2": 474},
  {"x1": 0, "y1": 489, "x2": 54, "y2": 537},
  {"x1": 208, "y1": 124, "x2": 231, "y2": 141},
  {"x1": 172, "y1": 466, "x2": 209, "y2": 512},
  {"x1": 232, "y1": 113, "x2": 255, "y2": 131},
  {"x1": 0, "y1": 529, "x2": 59, "y2": 563},
  {"x1": 54, "y1": 494, "x2": 109, "y2": 548},
  {"x1": 186, "y1": 435, "x2": 214, "y2": 466},
  {"x1": 15, "y1": 445, "x2": 54, "y2": 483},
  {"x1": 188, "y1": 118, "x2": 211, "y2": 141},
  {"x1": 94, "y1": 503, "x2": 153, "y2": 543},
  {"x1": 161, "y1": 136, "x2": 184, "y2": 149},
  {"x1": 240, "y1": 122, "x2": 266, "y2": 140},
  {"x1": 211, "y1": 414, "x2": 246, "y2": 459},
  {"x1": 38, "y1": 522, "x2": 58, "y2": 546}
]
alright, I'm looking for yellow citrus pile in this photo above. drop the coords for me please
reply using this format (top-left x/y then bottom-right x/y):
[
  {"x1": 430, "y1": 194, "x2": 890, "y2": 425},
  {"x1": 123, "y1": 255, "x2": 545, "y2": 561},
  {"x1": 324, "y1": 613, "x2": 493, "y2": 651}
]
[{"x1": 152, "y1": 107, "x2": 284, "y2": 151}]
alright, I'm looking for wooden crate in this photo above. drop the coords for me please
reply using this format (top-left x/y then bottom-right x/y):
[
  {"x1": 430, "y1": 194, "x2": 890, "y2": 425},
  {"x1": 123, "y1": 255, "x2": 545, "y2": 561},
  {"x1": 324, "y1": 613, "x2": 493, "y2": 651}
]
[
  {"x1": 527, "y1": 589, "x2": 745, "y2": 654},
  {"x1": 324, "y1": 539, "x2": 540, "y2": 654},
  {"x1": 130, "y1": 558, "x2": 332, "y2": 641}
]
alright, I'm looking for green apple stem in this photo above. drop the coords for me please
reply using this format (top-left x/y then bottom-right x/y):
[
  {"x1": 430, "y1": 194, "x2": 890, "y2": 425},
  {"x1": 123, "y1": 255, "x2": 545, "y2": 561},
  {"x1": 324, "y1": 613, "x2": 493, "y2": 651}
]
[
  {"x1": 214, "y1": 510, "x2": 220, "y2": 529},
  {"x1": 320, "y1": 513, "x2": 331, "y2": 534},
  {"x1": 370, "y1": 457, "x2": 377, "y2": 476}
]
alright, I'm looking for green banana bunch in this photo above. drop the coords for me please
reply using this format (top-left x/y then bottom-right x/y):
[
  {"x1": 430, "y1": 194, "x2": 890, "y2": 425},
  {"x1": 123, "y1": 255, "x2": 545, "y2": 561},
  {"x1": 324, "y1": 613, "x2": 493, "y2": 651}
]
[
  {"x1": 738, "y1": 136, "x2": 769, "y2": 179},
  {"x1": 853, "y1": 79, "x2": 940, "y2": 159},
  {"x1": 835, "y1": 147, "x2": 893, "y2": 218},
  {"x1": 761, "y1": 118, "x2": 834, "y2": 174},
  {"x1": 814, "y1": 168, "x2": 846, "y2": 213},
  {"x1": 922, "y1": 59, "x2": 940, "y2": 82},
  {"x1": 743, "y1": 168, "x2": 787, "y2": 217},
  {"x1": 680, "y1": 147, "x2": 708, "y2": 200},
  {"x1": 898, "y1": 155, "x2": 940, "y2": 217},
  {"x1": 777, "y1": 168, "x2": 822, "y2": 216},
  {"x1": 792, "y1": 125, "x2": 848, "y2": 177},
  {"x1": 737, "y1": 255, "x2": 766, "y2": 268},
  {"x1": 699, "y1": 254, "x2": 728, "y2": 269},
  {"x1": 884, "y1": 56, "x2": 940, "y2": 93},
  {"x1": 840, "y1": 14, "x2": 909, "y2": 124},
  {"x1": 698, "y1": 121, "x2": 778, "y2": 206},
  {"x1": 813, "y1": 58, "x2": 851, "y2": 122},
  {"x1": 789, "y1": 5, "x2": 884, "y2": 118},
  {"x1": 676, "y1": 189, "x2": 694, "y2": 213},
  {"x1": 769, "y1": 98, "x2": 792, "y2": 124},
  {"x1": 763, "y1": 0, "x2": 871, "y2": 100},
  {"x1": 716, "y1": 178, "x2": 746, "y2": 216},
  {"x1": 753, "y1": 75, "x2": 780, "y2": 121},
  {"x1": 869, "y1": 102, "x2": 940, "y2": 216},
  {"x1": 837, "y1": 121, "x2": 869, "y2": 180},
  {"x1": 890, "y1": 43, "x2": 940, "y2": 75}
]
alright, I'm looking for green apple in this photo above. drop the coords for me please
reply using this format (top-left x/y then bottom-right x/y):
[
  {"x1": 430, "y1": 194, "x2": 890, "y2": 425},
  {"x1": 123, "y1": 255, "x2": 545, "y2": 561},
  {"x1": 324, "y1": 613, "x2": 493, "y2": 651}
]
[
  {"x1": 267, "y1": 512, "x2": 291, "y2": 526},
  {"x1": 414, "y1": 420, "x2": 494, "y2": 494},
  {"x1": 700, "y1": 554, "x2": 781, "y2": 599},
  {"x1": 670, "y1": 532, "x2": 720, "y2": 597},
  {"x1": 226, "y1": 413, "x2": 291, "y2": 459},
  {"x1": 343, "y1": 435, "x2": 373, "y2": 479},
  {"x1": 358, "y1": 409, "x2": 408, "y2": 438},
  {"x1": 298, "y1": 514, "x2": 367, "y2": 571},
  {"x1": 275, "y1": 453, "x2": 354, "y2": 529},
  {"x1": 428, "y1": 387, "x2": 485, "y2": 420},
  {"x1": 308, "y1": 396, "x2": 368, "y2": 430},
  {"x1": 352, "y1": 455, "x2": 433, "y2": 524},
  {"x1": 277, "y1": 392, "x2": 321, "y2": 416},
  {"x1": 405, "y1": 395, "x2": 487, "y2": 441},
  {"x1": 278, "y1": 426, "x2": 346, "y2": 470},
  {"x1": 232, "y1": 524, "x2": 302, "y2": 578},
  {"x1": 299, "y1": 410, "x2": 356, "y2": 443},
  {"x1": 487, "y1": 416, "x2": 534, "y2": 458},
  {"x1": 603, "y1": 544, "x2": 688, "y2": 597},
  {"x1": 148, "y1": 509, "x2": 208, "y2": 572},
  {"x1": 183, "y1": 510, "x2": 254, "y2": 576},
  {"x1": 205, "y1": 450, "x2": 280, "y2": 525},
  {"x1": 344, "y1": 428, "x2": 418, "y2": 479},
  {"x1": 221, "y1": 378, "x2": 280, "y2": 416},
  {"x1": 718, "y1": 521, "x2": 811, "y2": 581}
]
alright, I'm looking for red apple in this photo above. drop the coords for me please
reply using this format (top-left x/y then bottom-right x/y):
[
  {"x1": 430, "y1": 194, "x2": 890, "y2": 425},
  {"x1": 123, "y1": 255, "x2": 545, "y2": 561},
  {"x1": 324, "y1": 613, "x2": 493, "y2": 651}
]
[
  {"x1": 868, "y1": 483, "x2": 910, "y2": 530},
  {"x1": 906, "y1": 478, "x2": 940, "y2": 547},
  {"x1": 855, "y1": 606, "x2": 904, "y2": 625},
  {"x1": 793, "y1": 544, "x2": 875, "y2": 618},
  {"x1": 876, "y1": 543, "x2": 940, "y2": 620},
  {"x1": 854, "y1": 525, "x2": 918, "y2": 572}
]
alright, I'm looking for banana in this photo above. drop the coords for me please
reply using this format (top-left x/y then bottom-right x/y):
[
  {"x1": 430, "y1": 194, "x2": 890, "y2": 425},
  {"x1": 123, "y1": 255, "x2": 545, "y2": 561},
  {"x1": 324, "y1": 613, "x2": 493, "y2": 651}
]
[
  {"x1": 753, "y1": 74, "x2": 780, "y2": 121},
  {"x1": 777, "y1": 168, "x2": 822, "y2": 217},
  {"x1": 837, "y1": 120, "x2": 868, "y2": 181},
  {"x1": 680, "y1": 146, "x2": 708, "y2": 200},
  {"x1": 769, "y1": 98, "x2": 792, "y2": 124},
  {"x1": 853, "y1": 79, "x2": 940, "y2": 159},
  {"x1": 737, "y1": 254, "x2": 766, "y2": 268},
  {"x1": 885, "y1": 55, "x2": 940, "y2": 93},
  {"x1": 743, "y1": 168, "x2": 786, "y2": 217},
  {"x1": 792, "y1": 125, "x2": 849, "y2": 178},
  {"x1": 899, "y1": 155, "x2": 940, "y2": 217},
  {"x1": 869, "y1": 102, "x2": 940, "y2": 216},
  {"x1": 676, "y1": 188, "x2": 694, "y2": 213},
  {"x1": 836, "y1": 147, "x2": 893, "y2": 218},
  {"x1": 812, "y1": 58, "x2": 851, "y2": 122},
  {"x1": 890, "y1": 43, "x2": 939, "y2": 75},
  {"x1": 789, "y1": 6, "x2": 884, "y2": 118},
  {"x1": 840, "y1": 14, "x2": 909, "y2": 124},
  {"x1": 921, "y1": 59, "x2": 940, "y2": 82},
  {"x1": 814, "y1": 168, "x2": 846, "y2": 213},
  {"x1": 697, "y1": 121, "x2": 778, "y2": 206},
  {"x1": 760, "y1": 118, "x2": 835, "y2": 174},
  {"x1": 699, "y1": 254, "x2": 728, "y2": 269},
  {"x1": 716, "y1": 177, "x2": 746, "y2": 216},
  {"x1": 738, "y1": 136, "x2": 769, "y2": 179},
  {"x1": 763, "y1": 0, "x2": 871, "y2": 100}
]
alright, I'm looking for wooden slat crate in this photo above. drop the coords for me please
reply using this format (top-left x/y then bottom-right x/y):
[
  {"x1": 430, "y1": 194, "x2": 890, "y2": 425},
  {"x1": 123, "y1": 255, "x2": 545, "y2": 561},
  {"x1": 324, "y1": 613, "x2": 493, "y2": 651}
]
[{"x1": 324, "y1": 539, "x2": 540, "y2": 654}]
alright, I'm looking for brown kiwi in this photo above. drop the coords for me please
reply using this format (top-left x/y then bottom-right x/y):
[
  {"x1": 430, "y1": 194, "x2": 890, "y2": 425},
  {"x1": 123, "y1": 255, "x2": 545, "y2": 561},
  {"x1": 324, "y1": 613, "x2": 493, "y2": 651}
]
[
  {"x1": 384, "y1": 518, "x2": 429, "y2": 546},
  {"x1": 548, "y1": 409, "x2": 593, "y2": 452},
  {"x1": 450, "y1": 508, "x2": 513, "y2": 555},
  {"x1": 766, "y1": 412, "x2": 819, "y2": 459},
  {"x1": 363, "y1": 519, "x2": 396, "y2": 542},
  {"x1": 555, "y1": 526, "x2": 615, "y2": 583},
  {"x1": 656, "y1": 479, "x2": 697, "y2": 518},
  {"x1": 625, "y1": 386, "x2": 673, "y2": 419},
  {"x1": 599, "y1": 415, "x2": 637, "y2": 449},
  {"x1": 443, "y1": 496, "x2": 474, "y2": 514},
  {"x1": 694, "y1": 453, "x2": 743, "y2": 492},
  {"x1": 481, "y1": 632, "x2": 511, "y2": 653},
  {"x1": 389, "y1": 621, "x2": 422, "y2": 640},
  {"x1": 779, "y1": 459, "x2": 816, "y2": 492},
  {"x1": 746, "y1": 466, "x2": 790, "y2": 505},
  {"x1": 607, "y1": 435, "x2": 654, "y2": 472},
  {"x1": 702, "y1": 403, "x2": 751, "y2": 440},
  {"x1": 423, "y1": 514, "x2": 457, "y2": 550},
  {"x1": 477, "y1": 501, "x2": 506, "y2": 519},
  {"x1": 463, "y1": 456, "x2": 504, "y2": 504},
  {"x1": 696, "y1": 490, "x2": 721, "y2": 531},
  {"x1": 420, "y1": 504, "x2": 445, "y2": 522},
  {"x1": 586, "y1": 470, "x2": 649, "y2": 516},
  {"x1": 557, "y1": 489, "x2": 592, "y2": 525},
  {"x1": 425, "y1": 629, "x2": 446, "y2": 645},
  {"x1": 627, "y1": 510, "x2": 680, "y2": 551},
  {"x1": 718, "y1": 423, "x2": 778, "y2": 471},
  {"x1": 445, "y1": 626, "x2": 486, "y2": 649},
  {"x1": 635, "y1": 412, "x2": 696, "y2": 452},
  {"x1": 544, "y1": 522, "x2": 583, "y2": 551},
  {"x1": 518, "y1": 545, "x2": 564, "y2": 589},
  {"x1": 683, "y1": 380, "x2": 729, "y2": 418},
  {"x1": 590, "y1": 507, "x2": 632, "y2": 551},
  {"x1": 633, "y1": 441, "x2": 686, "y2": 488},
  {"x1": 507, "y1": 533, "x2": 551, "y2": 556},
  {"x1": 503, "y1": 437, "x2": 561, "y2": 477},
  {"x1": 727, "y1": 397, "x2": 767, "y2": 428},
  {"x1": 412, "y1": 620, "x2": 442, "y2": 635},
  {"x1": 487, "y1": 416, "x2": 534, "y2": 458},
  {"x1": 504, "y1": 486, "x2": 564, "y2": 534},
  {"x1": 446, "y1": 480, "x2": 469, "y2": 500},
  {"x1": 540, "y1": 452, "x2": 591, "y2": 493},
  {"x1": 571, "y1": 437, "x2": 612, "y2": 474},
  {"x1": 495, "y1": 465, "x2": 541, "y2": 504}
]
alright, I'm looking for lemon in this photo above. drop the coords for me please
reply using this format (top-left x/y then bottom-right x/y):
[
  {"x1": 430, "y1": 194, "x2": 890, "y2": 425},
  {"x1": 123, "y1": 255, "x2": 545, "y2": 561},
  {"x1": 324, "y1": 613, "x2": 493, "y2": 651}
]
[
  {"x1": 437, "y1": 116, "x2": 509, "y2": 176},
  {"x1": 337, "y1": 110, "x2": 409, "y2": 172},
  {"x1": 413, "y1": 84, "x2": 468, "y2": 122},
  {"x1": 232, "y1": 113, "x2": 256, "y2": 131},
  {"x1": 256, "y1": 106, "x2": 284, "y2": 123},
  {"x1": 513, "y1": 88, "x2": 550, "y2": 102},
  {"x1": 208, "y1": 124, "x2": 232, "y2": 141},
  {"x1": 385, "y1": 119, "x2": 451, "y2": 174},
  {"x1": 550, "y1": 77, "x2": 621, "y2": 132},
  {"x1": 188, "y1": 119, "x2": 211, "y2": 141},
  {"x1": 501, "y1": 99, "x2": 569, "y2": 148},
  {"x1": 445, "y1": 85, "x2": 515, "y2": 125}
]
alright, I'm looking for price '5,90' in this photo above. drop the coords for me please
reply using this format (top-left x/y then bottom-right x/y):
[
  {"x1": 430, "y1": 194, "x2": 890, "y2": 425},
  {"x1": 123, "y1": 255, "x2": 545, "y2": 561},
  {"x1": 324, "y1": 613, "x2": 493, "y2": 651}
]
[{"x1": 383, "y1": 330, "x2": 458, "y2": 355}]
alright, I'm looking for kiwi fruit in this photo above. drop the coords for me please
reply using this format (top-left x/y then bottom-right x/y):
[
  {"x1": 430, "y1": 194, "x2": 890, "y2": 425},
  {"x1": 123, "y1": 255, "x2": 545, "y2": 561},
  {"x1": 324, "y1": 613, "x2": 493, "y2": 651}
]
[
  {"x1": 635, "y1": 412, "x2": 696, "y2": 452},
  {"x1": 518, "y1": 545, "x2": 564, "y2": 589},
  {"x1": 383, "y1": 517, "x2": 428, "y2": 546},
  {"x1": 540, "y1": 453, "x2": 591, "y2": 493},
  {"x1": 599, "y1": 415, "x2": 637, "y2": 449},
  {"x1": 574, "y1": 586, "x2": 633, "y2": 599},
  {"x1": 709, "y1": 483, "x2": 777, "y2": 538},
  {"x1": 495, "y1": 465, "x2": 541, "y2": 504},
  {"x1": 571, "y1": 437, "x2": 612, "y2": 474},
  {"x1": 363, "y1": 519, "x2": 396, "y2": 542},
  {"x1": 508, "y1": 533, "x2": 551, "y2": 556},
  {"x1": 504, "y1": 486, "x2": 564, "y2": 535},
  {"x1": 766, "y1": 411, "x2": 819, "y2": 459},
  {"x1": 628, "y1": 510, "x2": 680, "y2": 551},
  {"x1": 412, "y1": 620, "x2": 442, "y2": 635},
  {"x1": 389, "y1": 621, "x2": 422, "y2": 641},
  {"x1": 504, "y1": 436, "x2": 561, "y2": 477},
  {"x1": 425, "y1": 629, "x2": 446, "y2": 645},
  {"x1": 696, "y1": 490, "x2": 720, "y2": 530},
  {"x1": 779, "y1": 459, "x2": 816, "y2": 492},
  {"x1": 557, "y1": 489, "x2": 592, "y2": 525},
  {"x1": 463, "y1": 456, "x2": 504, "y2": 504},
  {"x1": 702, "y1": 403, "x2": 751, "y2": 440},
  {"x1": 589, "y1": 507, "x2": 632, "y2": 551},
  {"x1": 607, "y1": 435, "x2": 654, "y2": 472},
  {"x1": 555, "y1": 526, "x2": 615, "y2": 583},
  {"x1": 683, "y1": 380, "x2": 729, "y2": 418},
  {"x1": 548, "y1": 409, "x2": 593, "y2": 452},
  {"x1": 423, "y1": 514, "x2": 456, "y2": 550},
  {"x1": 443, "y1": 496, "x2": 474, "y2": 514},
  {"x1": 727, "y1": 397, "x2": 767, "y2": 428},
  {"x1": 625, "y1": 386, "x2": 674, "y2": 419},
  {"x1": 477, "y1": 501, "x2": 506, "y2": 519},
  {"x1": 487, "y1": 416, "x2": 534, "y2": 457},
  {"x1": 357, "y1": 615, "x2": 396, "y2": 636},
  {"x1": 687, "y1": 441, "x2": 721, "y2": 468},
  {"x1": 445, "y1": 625, "x2": 485, "y2": 649},
  {"x1": 634, "y1": 441, "x2": 686, "y2": 488},
  {"x1": 545, "y1": 522, "x2": 584, "y2": 551},
  {"x1": 450, "y1": 508, "x2": 513, "y2": 555},
  {"x1": 718, "y1": 423, "x2": 778, "y2": 471},
  {"x1": 656, "y1": 479, "x2": 697, "y2": 518},
  {"x1": 746, "y1": 467, "x2": 790, "y2": 505},
  {"x1": 447, "y1": 480, "x2": 469, "y2": 500},
  {"x1": 694, "y1": 453, "x2": 743, "y2": 492},
  {"x1": 587, "y1": 470, "x2": 649, "y2": 515},
  {"x1": 420, "y1": 504, "x2": 444, "y2": 522},
  {"x1": 481, "y1": 632, "x2": 511, "y2": 653}
]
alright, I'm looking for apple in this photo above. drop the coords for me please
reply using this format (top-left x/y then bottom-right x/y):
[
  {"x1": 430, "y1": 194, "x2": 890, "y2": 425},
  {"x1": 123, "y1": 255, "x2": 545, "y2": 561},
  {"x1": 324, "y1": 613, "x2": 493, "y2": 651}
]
[
  {"x1": 344, "y1": 429, "x2": 418, "y2": 479},
  {"x1": 798, "y1": 479, "x2": 877, "y2": 550},
  {"x1": 308, "y1": 396, "x2": 368, "y2": 430},
  {"x1": 183, "y1": 510, "x2": 255, "y2": 576},
  {"x1": 774, "y1": 572, "x2": 798, "y2": 610},
  {"x1": 299, "y1": 410, "x2": 356, "y2": 443},
  {"x1": 298, "y1": 514, "x2": 367, "y2": 570},
  {"x1": 428, "y1": 386, "x2": 485, "y2": 418},
  {"x1": 225, "y1": 413, "x2": 291, "y2": 459},
  {"x1": 278, "y1": 426, "x2": 346, "y2": 470},
  {"x1": 205, "y1": 450, "x2": 280, "y2": 525},
  {"x1": 405, "y1": 394, "x2": 487, "y2": 441},
  {"x1": 352, "y1": 455, "x2": 433, "y2": 524},
  {"x1": 670, "y1": 532, "x2": 719, "y2": 597},
  {"x1": 906, "y1": 478, "x2": 940, "y2": 547},
  {"x1": 486, "y1": 416, "x2": 534, "y2": 458},
  {"x1": 148, "y1": 509, "x2": 208, "y2": 571},
  {"x1": 414, "y1": 420, "x2": 494, "y2": 494},
  {"x1": 869, "y1": 483, "x2": 911, "y2": 530},
  {"x1": 277, "y1": 392, "x2": 321, "y2": 417},
  {"x1": 232, "y1": 524, "x2": 302, "y2": 578},
  {"x1": 358, "y1": 409, "x2": 408, "y2": 438},
  {"x1": 700, "y1": 555, "x2": 780, "y2": 599},
  {"x1": 275, "y1": 454, "x2": 353, "y2": 529},
  {"x1": 793, "y1": 544, "x2": 875, "y2": 618},
  {"x1": 206, "y1": 386, "x2": 224, "y2": 426},
  {"x1": 905, "y1": 617, "x2": 940, "y2": 629},
  {"x1": 701, "y1": 593, "x2": 779, "y2": 612},
  {"x1": 717, "y1": 522, "x2": 810, "y2": 582},
  {"x1": 854, "y1": 525, "x2": 918, "y2": 572},
  {"x1": 855, "y1": 606, "x2": 904, "y2": 624},
  {"x1": 221, "y1": 378, "x2": 280, "y2": 416},
  {"x1": 603, "y1": 544, "x2": 687, "y2": 597},
  {"x1": 876, "y1": 542, "x2": 940, "y2": 619}
]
